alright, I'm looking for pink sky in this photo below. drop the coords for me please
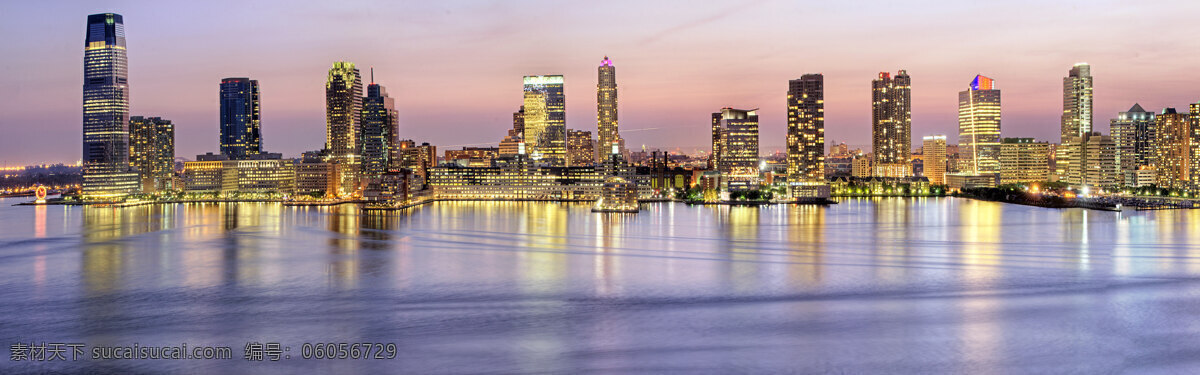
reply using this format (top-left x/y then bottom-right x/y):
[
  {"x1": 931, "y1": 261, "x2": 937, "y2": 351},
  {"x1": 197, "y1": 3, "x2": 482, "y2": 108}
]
[{"x1": 2, "y1": 0, "x2": 1199, "y2": 165}]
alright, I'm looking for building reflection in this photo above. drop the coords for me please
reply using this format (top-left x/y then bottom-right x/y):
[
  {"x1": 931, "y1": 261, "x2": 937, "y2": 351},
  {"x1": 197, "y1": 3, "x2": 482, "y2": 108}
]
[
  {"x1": 786, "y1": 204, "x2": 825, "y2": 288},
  {"x1": 518, "y1": 203, "x2": 569, "y2": 294},
  {"x1": 592, "y1": 212, "x2": 627, "y2": 296},
  {"x1": 871, "y1": 197, "x2": 913, "y2": 283},
  {"x1": 326, "y1": 204, "x2": 361, "y2": 288},
  {"x1": 957, "y1": 199, "x2": 1001, "y2": 286},
  {"x1": 711, "y1": 205, "x2": 761, "y2": 293}
]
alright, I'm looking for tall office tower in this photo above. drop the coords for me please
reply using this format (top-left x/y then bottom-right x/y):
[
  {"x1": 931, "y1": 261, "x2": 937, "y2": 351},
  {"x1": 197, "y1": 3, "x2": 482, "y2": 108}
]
[
  {"x1": 1153, "y1": 107, "x2": 1194, "y2": 190},
  {"x1": 82, "y1": 13, "x2": 140, "y2": 198},
  {"x1": 596, "y1": 56, "x2": 622, "y2": 162},
  {"x1": 566, "y1": 129, "x2": 595, "y2": 167},
  {"x1": 922, "y1": 135, "x2": 947, "y2": 185},
  {"x1": 786, "y1": 74, "x2": 825, "y2": 186},
  {"x1": 219, "y1": 78, "x2": 261, "y2": 159},
  {"x1": 361, "y1": 71, "x2": 399, "y2": 178},
  {"x1": 128, "y1": 116, "x2": 175, "y2": 193},
  {"x1": 712, "y1": 108, "x2": 760, "y2": 191},
  {"x1": 871, "y1": 70, "x2": 912, "y2": 177},
  {"x1": 522, "y1": 75, "x2": 566, "y2": 164},
  {"x1": 999, "y1": 138, "x2": 1051, "y2": 185},
  {"x1": 325, "y1": 61, "x2": 363, "y2": 194},
  {"x1": 1110, "y1": 104, "x2": 1156, "y2": 186},
  {"x1": 512, "y1": 106, "x2": 525, "y2": 136},
  {"x1": 1062, "y1": 63, "x2": 1094, "y2": 140},
  {"x1": 958, "y1": 75, "x2": 1002, "y2": 175}
]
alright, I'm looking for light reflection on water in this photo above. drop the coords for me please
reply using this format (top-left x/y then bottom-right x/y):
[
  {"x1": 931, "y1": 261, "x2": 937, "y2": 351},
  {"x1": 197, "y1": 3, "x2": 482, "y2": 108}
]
[{"x1": 2, "y1": 197, "x2": 1200, "y2": 373}]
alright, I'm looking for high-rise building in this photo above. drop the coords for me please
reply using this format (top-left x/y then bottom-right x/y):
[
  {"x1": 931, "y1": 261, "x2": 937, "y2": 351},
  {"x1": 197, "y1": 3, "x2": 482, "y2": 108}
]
[
  {"x1": 712, "y1": 108, "x2": 760, "y2": 191},
  {"x1": 325, "y1": 61, "x2": 363, "y2": 195},
  {"x1": 786, "y1": 74, "x2": 825, "y2": 186},
  {"x1": 871, "y1": 70, "x2": 912, "y2": 177},
  {"x1": 499, "y1": 129, "x2": 524, "y2": 157},
  {"x1": 596, "y1": 57, "x2": 623, "y2": 162},
  {"x1": 522, "y1": 75, "x2": 566, "y2": 164},
  {"x1": 1062, "y1": 132, "x2": 1118, "y2": 188},
  {"x1": 398, "y1": 140, "x2": 437, "y2": 191},
  {"x1": 1057, "y1": 63, "x2": 1094, "y2": 181},
  {"x1": 512, "y1": 106, "x2": 525, "y2": 136},
  {"x1": 82, "y1": 13, "x2": 140, "y2": 198},
  {"x1": 958, "y1": 75, "x2": 1002, "y2": 175},
  {"x1": 922, "y1": 135, "x2": 947, "y2": 185},
  {"x1": 1155, "y1": 107, "x2": 1198, "y2": 190},
  {"x1": 219, "y1": 77, "x2": 261, "y2": 159},
  {"x1": 1062, "y1": 63, "x2": 1094, "y2": 141},
  {"x1": 326, "y1": 62, "x2": 363, "y2": 161},
  {"x1": 567, "y1": 129, "x2": 595, "y2": 167},
  {"x1": 999, "y1": 138, "x2": 1050, "y2": 185},
  {"x1": 128, "y1": 116, "x2": 175, "y2": 193},
  {"x1": 361, "y1": 70, "x2": 399, "y2": 178},
  {"x1": 1110, "y1": 103, "x2": 1156, "y2": 186}
]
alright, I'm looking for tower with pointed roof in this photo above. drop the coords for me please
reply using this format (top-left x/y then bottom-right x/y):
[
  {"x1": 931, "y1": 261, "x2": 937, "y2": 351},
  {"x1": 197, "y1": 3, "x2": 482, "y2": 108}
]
[{"x1": 1111, "y1": 103, "x2": 1156, "y2": 186}]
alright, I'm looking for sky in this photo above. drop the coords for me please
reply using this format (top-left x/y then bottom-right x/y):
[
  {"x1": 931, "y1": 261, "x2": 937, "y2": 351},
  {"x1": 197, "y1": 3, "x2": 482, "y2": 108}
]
[{"x1": 2, "y1": 0, "x2": 1199, "y2": 166}]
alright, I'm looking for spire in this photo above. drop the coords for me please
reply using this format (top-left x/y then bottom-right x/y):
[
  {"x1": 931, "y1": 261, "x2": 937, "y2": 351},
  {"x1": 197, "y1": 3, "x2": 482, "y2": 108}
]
[{"x1": 370, "y1": 66, "x2": 375, "y2": 84}]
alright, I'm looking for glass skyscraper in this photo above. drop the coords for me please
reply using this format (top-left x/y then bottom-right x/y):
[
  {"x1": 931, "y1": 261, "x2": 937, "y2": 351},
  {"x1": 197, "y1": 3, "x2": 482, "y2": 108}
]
[
  {"x1": 219, "y1": 77, "x2": 262, "y2": 159},
  {"x1": 958, "y1": 75, "x2": 1002, "y2": 175},
  {"x1": 522, "y1": 75, "x2": 566, "y2": 165},
  {"x1": 326, "y1": 61, "x2": 363, "y2": 195},
  {"x1": 82, "y1": 13, "x2": 140, "y2": 198},
  {"x1": 361, "y1": 71, "x2": 399, "y2": 178}
]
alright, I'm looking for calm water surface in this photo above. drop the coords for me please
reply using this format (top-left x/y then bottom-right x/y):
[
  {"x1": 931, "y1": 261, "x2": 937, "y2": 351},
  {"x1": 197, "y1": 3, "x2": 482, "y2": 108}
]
[{"x1": 2, "y1": 197, "x2": 1199, "y2": 373}]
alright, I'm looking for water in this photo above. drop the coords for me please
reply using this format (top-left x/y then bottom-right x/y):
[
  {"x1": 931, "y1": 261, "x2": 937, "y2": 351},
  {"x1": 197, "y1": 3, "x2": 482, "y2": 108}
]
[{"x1": 1, "y1": 197, "x2": 1199, "y2": 373}]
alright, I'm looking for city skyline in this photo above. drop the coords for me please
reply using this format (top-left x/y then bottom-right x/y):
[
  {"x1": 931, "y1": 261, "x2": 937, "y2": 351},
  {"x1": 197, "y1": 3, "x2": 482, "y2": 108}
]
[{"x1": 4, "y1": 1, "x2": 1200, "y2": 165}]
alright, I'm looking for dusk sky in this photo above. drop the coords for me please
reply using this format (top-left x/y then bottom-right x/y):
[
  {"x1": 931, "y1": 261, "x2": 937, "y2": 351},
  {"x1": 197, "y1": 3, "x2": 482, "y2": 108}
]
[{"x1": 2, "y1": 0, "x2": 1199, "y2": 166}]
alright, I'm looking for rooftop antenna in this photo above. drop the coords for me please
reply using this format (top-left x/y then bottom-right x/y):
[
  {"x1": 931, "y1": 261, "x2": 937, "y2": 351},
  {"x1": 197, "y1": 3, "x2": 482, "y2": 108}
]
[{"x1": 370, "y1": 66, "x2": 375, "y2": 84}]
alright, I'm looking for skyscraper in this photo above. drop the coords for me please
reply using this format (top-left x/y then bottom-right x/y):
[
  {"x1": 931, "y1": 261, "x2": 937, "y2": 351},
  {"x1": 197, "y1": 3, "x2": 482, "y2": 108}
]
[
  {"x1": 958, "y1": 75, "x2": 1002, "y2": 175},
  {"x1": 1057, "y1": 63, "x2": 1094, "y2": 181},
  {"x1": 361, "y1": 70, "x2": 399, "y2": 178},
  {"x1": 596, "y1": 56, "x2": 622, "y2": 162},
  {"x1": 1110, "y1": 104, "x2": 1156, "y2": 186},
  {"x1": 922, "y1": 135, "x2": 947, "y2": 185},
  {"x1": 712, "y1": 108, "x2": 760, "y2": 191},
  {"x1": 82, "y1": 13, "x2": 140, "y2": 198},
  {"x1": 786, "y1": 74, "x2": 825, "y2": 191},
  {"x1": 871, "y1": 70, "x2": 912, "y2": 177},
  {"x1": 1062, "y1": 63, "x2": 1093, "y2": 141},
  {"x1": 129, "y1": 116, "x2": 175, "y2": 193},
  {"x1": 219, "y1": 77, "x2": 261, "y2": 159},
  {"x1": 325, "y1": 61, "x2": 363, "y2": 194},
  {"x1": 522, "y1": 75, "x2": 566, "y2": 165}
]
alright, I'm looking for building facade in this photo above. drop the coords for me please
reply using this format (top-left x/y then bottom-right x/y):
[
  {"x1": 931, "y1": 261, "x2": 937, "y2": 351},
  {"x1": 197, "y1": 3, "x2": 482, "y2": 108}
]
[
  {"x1": 82, "y1": 13, "x2": 140, "y2": 198},
  {"x1": 999, "y1": 138, "x2": 1050, "y2": 185},
  {"x1": 219, "y1": 77, "x2": 261, "y2": 159},
  {"x1": 922, "y1": 135, "x2": 947, "y2": 185},
  {"x1": 1110, "y1": 103, "x2": 1156, "y2": 187},
  {"x1": 129, "y1": 116, "x2": 175, "y2": 193},
  {"x1": 871, "y1": 70, "x2": 912, "y2": 177},
  {"x1": 712, "y1": 108, "x2": 760, "y2": 191},
  {"x1": 1155, "y1": 107, "x2": 1197, "y2": 190},
  {"x1": 398, "y1": 141, "x2": 437, "y2": 191},
  {"x1": 958, "y1": 75, "x2": 1002, "y2": 175},
  {"x1": 325, "y1": 61, "x2": 363, "y2": 194},
  {"x1": 361, "y1": 75, "x2": 399, "y2": 178},
  {"x1": 786, "y1": 74, "x2": 825, "y2": 189},
  {"x1": 566, "y1": 129, "x2": 595, "y2": 167},
  {"x1": 522, "y1": 75, "x2": 566, "y2": 165}
]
